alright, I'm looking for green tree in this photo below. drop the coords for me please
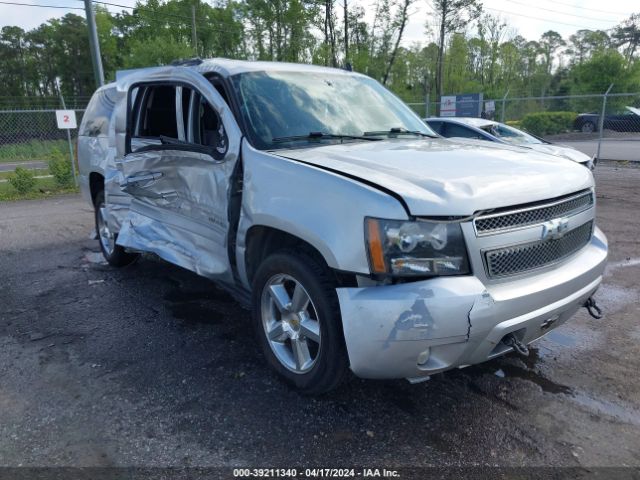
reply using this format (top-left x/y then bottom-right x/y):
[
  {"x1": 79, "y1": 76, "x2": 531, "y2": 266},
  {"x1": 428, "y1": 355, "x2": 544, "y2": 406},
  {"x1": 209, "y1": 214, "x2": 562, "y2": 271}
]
[
  {"x1": 430, "y1": 0, "x2": 482, "y2": 99},
  {"x1": 612, "y1": 14, "x2": 640, "y2": 64},
  {"x1": 569, "y1": 51, "x2": 640, "y2": 95},
  {"x1": 124, "y1": 36, "x2": 194, "y2": 68}
]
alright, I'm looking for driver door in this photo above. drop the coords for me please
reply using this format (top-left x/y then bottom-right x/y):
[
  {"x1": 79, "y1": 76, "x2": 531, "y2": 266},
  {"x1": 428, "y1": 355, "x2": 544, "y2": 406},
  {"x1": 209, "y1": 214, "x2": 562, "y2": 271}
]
[{"x1": 115, "y1": 71, "x2": 242, "y2": 282}]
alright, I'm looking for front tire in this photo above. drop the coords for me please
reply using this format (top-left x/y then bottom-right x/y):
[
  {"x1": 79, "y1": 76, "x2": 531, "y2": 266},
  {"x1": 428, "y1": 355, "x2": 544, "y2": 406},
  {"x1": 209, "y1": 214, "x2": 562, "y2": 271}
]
[
  {"x1": 251, "y1": 250, "x2": 349, "y2": 394},
  {"x1": 94, "y1": 190, "x2": 139, "y2": 267},
  {"x1": 581, "y1": 121, "x2": 596, "y2": 133}
]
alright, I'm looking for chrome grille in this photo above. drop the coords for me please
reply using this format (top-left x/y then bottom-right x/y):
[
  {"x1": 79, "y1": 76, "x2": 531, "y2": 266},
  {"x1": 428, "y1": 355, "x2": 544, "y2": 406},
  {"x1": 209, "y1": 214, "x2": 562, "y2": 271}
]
[
  {"x1": 484, "y1": 221, "x2": 593, "y2": 278},
  {"x1": 475, "y1": 190, "x2": 593, "y2": 235}
]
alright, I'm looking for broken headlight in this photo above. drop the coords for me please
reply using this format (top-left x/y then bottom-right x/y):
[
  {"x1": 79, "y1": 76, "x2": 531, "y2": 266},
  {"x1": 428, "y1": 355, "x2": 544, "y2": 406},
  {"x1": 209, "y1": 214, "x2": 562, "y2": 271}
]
[{"x1": 365, "y1": 217, "x2": 470, "y2": 277}]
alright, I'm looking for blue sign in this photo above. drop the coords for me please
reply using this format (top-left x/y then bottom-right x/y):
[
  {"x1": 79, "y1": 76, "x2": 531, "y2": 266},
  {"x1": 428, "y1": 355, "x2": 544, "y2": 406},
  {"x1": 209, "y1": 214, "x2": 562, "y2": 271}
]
[{"x1": 456, "y1": 93, "x2": 483, "y2": 117}]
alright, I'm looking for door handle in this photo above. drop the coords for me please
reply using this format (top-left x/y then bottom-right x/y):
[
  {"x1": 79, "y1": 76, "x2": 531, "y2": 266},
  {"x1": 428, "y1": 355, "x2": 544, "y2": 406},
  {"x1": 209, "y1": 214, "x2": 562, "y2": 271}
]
[{"x1": 125, "y1": 172, "x2": 163, "y2": 186}]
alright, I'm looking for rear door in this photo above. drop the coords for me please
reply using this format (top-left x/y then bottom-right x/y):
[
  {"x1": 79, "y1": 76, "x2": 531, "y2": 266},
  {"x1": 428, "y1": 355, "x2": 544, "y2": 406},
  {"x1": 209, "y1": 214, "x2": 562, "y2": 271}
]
[{"x1": 114, "y1": 70, "x2": 242, "y2": 281}]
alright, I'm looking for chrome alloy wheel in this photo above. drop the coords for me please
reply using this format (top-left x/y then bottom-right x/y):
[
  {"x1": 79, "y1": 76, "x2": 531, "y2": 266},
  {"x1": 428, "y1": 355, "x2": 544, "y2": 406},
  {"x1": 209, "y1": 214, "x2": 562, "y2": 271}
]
[
  {"x1": 97, "y1": 202, "x2": 115, "y2": 256},
  {"x1": 260, "y1": 274, "x2": 322, "y2": 374}
]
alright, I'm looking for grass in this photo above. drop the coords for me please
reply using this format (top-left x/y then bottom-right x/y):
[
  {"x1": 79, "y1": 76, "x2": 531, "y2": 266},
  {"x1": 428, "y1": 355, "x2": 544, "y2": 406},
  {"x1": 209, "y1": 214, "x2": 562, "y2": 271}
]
[
  {"x1": 0, "y1": 139, "x2": 70, "y2": 163},
  {"x1": 0, "y1": 176, "x2": 78, "y2": 202}
]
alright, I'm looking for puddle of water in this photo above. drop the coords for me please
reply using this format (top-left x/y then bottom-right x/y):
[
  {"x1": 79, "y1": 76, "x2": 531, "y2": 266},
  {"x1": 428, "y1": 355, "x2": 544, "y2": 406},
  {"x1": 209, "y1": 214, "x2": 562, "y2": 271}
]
[
  {"x1": 537, "y1": 322, "x2": 605, "y2": 357},
  {"x1": 497, "y1": 364, "x2": 572, "y2": 395},
  {"x1": 544, "y1": 330, "x2": 577, "y2": 347},
  {"x1": 594, "y1": 283, "x2": 638, "y2": 310},
  {"x1": 605, "y1": 257, "x2": 640, "y2": 274},
  {"x1": 570, "y1": 392, "x2": 640, "y2": 427},
  {"x1": 478, "y1": 351, "x2": 571, "y2": 395}
]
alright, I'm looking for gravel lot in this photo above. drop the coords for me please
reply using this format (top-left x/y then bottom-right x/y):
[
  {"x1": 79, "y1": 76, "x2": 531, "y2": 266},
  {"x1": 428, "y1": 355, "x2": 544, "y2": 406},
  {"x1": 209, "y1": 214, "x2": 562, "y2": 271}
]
[{"x1": 1, "y1": 163, "x2": 639, "y2": 476}]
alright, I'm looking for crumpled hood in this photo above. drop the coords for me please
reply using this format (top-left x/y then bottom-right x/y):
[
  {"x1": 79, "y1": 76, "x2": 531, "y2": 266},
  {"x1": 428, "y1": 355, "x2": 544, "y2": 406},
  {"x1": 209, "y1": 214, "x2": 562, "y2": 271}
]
[
  {"x1": 276, "y1": 138, "x2": 594, "y2": 216},
  {"x1": 523, "y1": 143, "x2": 592, "y2": 164}
]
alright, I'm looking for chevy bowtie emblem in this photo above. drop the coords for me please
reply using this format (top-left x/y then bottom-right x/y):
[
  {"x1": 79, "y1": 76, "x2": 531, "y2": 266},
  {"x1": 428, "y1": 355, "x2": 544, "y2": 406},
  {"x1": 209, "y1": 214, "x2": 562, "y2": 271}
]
[{"x1": 541, "y1": 218, "x2": 570, "y2": 240}]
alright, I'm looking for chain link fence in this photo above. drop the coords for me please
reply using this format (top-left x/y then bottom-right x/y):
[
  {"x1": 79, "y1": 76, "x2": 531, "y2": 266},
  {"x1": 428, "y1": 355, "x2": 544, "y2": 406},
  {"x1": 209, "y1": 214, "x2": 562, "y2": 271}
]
[
  {"x1": 0, "y1": 108, "x2": 85, "y2": 198},
  {"x1": 407, "y1": 90, "x2": 640, "y2": 163}
]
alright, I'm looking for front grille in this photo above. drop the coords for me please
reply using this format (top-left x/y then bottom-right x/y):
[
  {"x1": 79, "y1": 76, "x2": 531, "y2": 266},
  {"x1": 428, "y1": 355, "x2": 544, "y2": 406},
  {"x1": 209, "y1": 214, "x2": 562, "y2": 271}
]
[
  {"x1": 475, "y1": 190, "x2": 593, "y2": 235},
  {"x1": 484, "y1": 221, "x2": 593, "y2": 278}
]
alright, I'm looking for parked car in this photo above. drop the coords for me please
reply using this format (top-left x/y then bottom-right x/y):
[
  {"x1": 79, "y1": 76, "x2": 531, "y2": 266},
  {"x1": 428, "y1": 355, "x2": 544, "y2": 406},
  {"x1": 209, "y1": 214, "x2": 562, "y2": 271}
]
[
  {"x1": 425, "y1": 117, "x2": 595, "y2": 169},
  {"x1": 78, "y1": 59, "x2": 607, "y2": 394},
  {"x1": 574, "y1": 106, "x2": 640, "y2": 133}
]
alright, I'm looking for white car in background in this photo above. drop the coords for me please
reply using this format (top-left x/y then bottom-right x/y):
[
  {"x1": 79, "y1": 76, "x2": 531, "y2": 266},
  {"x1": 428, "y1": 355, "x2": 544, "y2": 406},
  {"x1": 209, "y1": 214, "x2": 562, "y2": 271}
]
[{"x1": 425, "y1": 117, "x2": 596, "y2": 169}]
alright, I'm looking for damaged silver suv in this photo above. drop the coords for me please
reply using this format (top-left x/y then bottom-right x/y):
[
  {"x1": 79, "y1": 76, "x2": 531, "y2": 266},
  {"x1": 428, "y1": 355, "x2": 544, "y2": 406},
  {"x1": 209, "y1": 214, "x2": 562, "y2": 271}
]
[{"x1": 78, "y1": 59, "x2": 607, "y2": 394}]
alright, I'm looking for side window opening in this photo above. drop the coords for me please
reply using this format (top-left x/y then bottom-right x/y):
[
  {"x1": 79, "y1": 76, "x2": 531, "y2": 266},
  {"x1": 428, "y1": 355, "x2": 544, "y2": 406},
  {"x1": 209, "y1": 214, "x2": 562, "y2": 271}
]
[
  {"x1": 200, "y1": 101, "x2": 227, "y2": 152},
  {"x1": 185, "y1": 87, "x2": 228, "y2": 157},
  {"x1": 138, "y1": 85, "x2": 178, "y2": 139},
  {"x1": 214, "y1": 84, "x2": 230, "y2": 105},
  {"x1": 129, "y1": 82, "x2": 228, "y2": 158}
]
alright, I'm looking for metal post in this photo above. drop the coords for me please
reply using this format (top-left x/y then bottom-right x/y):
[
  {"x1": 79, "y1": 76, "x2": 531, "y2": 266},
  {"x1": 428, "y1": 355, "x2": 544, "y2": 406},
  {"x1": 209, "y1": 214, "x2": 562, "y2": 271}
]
[
  {"x1": 596, "y1": 84, "x2": 614, "y2": 162},
  {"x1": 84, "y1": 0, "x2": 104, "y2": 87},
  {"x1": 501, "y1": 89, "x2": 509, "y2": 123},
  {"x1": 191, "y1": 4, "x2": 198, "y2": 56},
  {"x1": 425, "y1": 93, "x2": 430, "y2": 118},
  {"x1": 56, "y1": 80, "x2": 79, "y2": 187},
  {"x1": 343, "y1": 0, "x2": 348, "y2": 63}
]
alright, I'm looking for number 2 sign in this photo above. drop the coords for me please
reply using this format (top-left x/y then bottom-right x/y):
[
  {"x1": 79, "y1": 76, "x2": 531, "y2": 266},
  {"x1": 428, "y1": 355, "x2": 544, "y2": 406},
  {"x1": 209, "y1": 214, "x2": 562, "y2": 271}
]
[{"x1": 55, "y1": 110, "x2": 77, "y2": 129}]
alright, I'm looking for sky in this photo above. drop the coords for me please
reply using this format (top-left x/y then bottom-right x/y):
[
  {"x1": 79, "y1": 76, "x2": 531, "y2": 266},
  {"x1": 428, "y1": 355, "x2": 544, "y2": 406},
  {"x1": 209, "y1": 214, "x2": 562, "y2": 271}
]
[{"x1": 0, "y1": 0, "x2": 637, "y2": 44}]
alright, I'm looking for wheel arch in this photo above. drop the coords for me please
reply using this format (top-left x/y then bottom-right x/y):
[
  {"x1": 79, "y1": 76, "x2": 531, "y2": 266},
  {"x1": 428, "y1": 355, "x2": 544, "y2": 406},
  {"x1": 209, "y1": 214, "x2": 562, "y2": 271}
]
[
  {"x1": 243, "y1": 224, "x2": 357, "y2": 289},
  {"x1": 89, "y1": 171, "x2": 104, "y2": 205}
]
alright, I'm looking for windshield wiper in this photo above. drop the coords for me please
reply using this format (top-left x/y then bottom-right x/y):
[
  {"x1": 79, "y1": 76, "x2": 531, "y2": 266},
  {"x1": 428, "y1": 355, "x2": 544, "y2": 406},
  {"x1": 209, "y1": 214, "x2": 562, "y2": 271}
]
[
  {"x1": 272, "y1": 131, "x2": 382, "y2": 143},
  {"x1": 363, "y1": 127, "x2": 437, "y2": 138}
]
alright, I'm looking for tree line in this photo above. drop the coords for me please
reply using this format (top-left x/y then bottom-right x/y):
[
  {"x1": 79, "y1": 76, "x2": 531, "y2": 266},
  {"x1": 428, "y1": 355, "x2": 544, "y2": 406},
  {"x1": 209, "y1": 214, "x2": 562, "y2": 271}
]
[{"x1": 1, "y1": 0, "x2": 639, "y2": 107}]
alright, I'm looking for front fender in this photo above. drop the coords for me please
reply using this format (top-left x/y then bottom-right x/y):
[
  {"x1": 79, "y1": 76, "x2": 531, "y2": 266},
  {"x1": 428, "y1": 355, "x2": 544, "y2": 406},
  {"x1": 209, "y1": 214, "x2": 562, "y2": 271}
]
[{"x1": 236, "y1": 140, "x2": 408, "y2": 289}]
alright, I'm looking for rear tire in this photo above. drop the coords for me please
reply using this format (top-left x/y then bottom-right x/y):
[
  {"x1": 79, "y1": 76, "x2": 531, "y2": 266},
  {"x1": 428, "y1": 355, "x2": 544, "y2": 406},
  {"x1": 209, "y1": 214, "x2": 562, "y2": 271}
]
[
  {"x1": 251, "y1": 250, "x2": 349, "y2": 394},
  {"x1": 94, "y1": 190, "x2": 139, "y2": 267}
]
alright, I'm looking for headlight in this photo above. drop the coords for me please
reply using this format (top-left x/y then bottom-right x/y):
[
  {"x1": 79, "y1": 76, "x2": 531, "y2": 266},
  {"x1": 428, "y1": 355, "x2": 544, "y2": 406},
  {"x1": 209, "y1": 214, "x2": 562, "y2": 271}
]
[{"x1": 365, "y1": 217, "x2": 470, "y2": 277}]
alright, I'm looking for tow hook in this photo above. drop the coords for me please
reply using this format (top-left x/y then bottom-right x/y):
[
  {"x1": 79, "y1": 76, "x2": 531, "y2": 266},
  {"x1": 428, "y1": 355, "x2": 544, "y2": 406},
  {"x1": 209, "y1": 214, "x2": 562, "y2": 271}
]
[
  {"x1": 503, "y1": 333, "x2": 529, "y2": 356},
  {"x1": 584, "y1": 296, "x2": 603, "y2": 319}
]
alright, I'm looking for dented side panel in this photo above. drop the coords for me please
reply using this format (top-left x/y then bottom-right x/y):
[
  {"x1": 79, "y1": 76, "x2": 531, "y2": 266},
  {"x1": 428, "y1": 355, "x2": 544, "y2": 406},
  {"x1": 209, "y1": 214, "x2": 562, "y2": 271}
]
[
  {"x1": 110, "y1": 67, "x2": 242, "y2": 281},
  {"x1": 116, "y1": 149, "x2": 233, "y2": 279}
]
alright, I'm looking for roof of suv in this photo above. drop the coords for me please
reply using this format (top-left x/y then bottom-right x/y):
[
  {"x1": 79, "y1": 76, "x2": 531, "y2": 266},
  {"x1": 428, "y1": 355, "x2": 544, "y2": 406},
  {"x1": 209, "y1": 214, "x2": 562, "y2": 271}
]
[
  {"x1": 114, "y1": 58, "x2": 363, "y2": 83},
  {"x1": 195, "y1": 58, "x2": 361, "y2": 77}
]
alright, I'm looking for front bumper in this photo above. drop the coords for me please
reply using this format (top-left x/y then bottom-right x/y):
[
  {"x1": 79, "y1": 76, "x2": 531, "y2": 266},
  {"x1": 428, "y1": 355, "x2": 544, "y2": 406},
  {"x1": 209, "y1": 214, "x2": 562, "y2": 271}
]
[{"x1": 336, "y1": 227, "x2": 608, "y2": 380}]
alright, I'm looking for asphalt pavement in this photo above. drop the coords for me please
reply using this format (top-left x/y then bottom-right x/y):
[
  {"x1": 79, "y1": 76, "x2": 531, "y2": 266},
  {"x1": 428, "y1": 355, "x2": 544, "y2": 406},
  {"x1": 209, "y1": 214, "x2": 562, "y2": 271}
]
[
  {"x1": 0, "y1": 165, "x2": 639, "y2": 475},
  {"x1": 0, "y1": 161, "x2": 47, "y2": 172},
  {"x1": 559, "y1": 138, "x2": 640, "y2": 162}
]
